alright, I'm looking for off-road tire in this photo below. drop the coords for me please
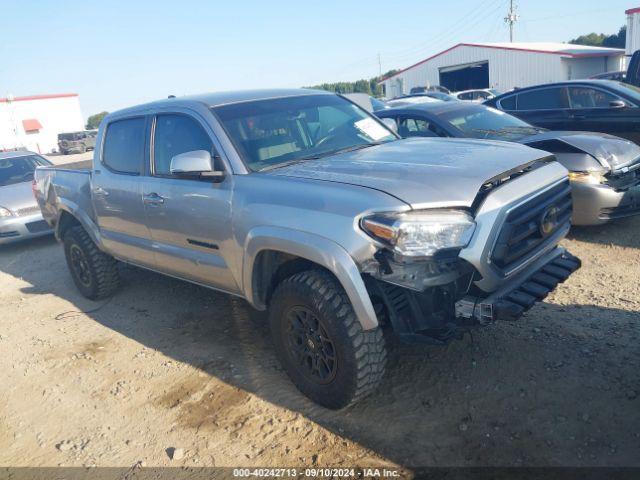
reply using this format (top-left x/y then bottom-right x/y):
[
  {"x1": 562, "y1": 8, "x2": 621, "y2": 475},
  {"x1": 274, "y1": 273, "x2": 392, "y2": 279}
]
[
  {"x1": 63, "y1": 226, "x2": 120, "y2": 300},
  {"x1": 269, "y1": 269, "x2": 387, "y2": 409}
]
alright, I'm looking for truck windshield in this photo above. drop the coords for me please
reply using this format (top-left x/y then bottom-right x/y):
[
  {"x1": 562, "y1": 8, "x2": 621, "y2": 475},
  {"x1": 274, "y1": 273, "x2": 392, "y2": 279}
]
[
  {"x1": 212, "y1": 94, "x2": 397, "y2": 171},
  {"x1": 440, "y1": 106, "x2": 543, "y2": 140},
  {"x1": 0, "y1": 155, "x2": 51, "y2": 187}
]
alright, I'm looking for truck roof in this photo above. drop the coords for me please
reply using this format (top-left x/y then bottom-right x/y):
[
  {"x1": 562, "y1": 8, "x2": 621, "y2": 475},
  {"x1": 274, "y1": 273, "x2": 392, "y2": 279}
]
[{"x1": 110, "y1": 88, "x2": 332, "y2": 117}]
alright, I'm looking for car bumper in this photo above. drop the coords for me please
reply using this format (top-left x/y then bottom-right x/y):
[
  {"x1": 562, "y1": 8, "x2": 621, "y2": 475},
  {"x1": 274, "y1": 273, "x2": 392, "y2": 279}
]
[
  {"x1": 571, "y1": 181, "x2": 640, "y2": 225},
  {"x1": 455, "y1": 247, "x2": 581, "y2": 323},
  {"x1": 0, "y1": 212, "x2": 53, "y2": 245}
]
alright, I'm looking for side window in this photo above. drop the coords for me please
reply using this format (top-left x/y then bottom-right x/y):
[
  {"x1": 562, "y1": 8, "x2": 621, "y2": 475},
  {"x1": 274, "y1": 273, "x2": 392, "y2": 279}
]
[
  {"x1": 102, "y1": 117, "x2": 145, "y2": 174},
  {"x1": 517, "y1": 87, "x2": 568, "y2": 110},
  {"x1": 153, "y1": 114, "x2": 215, "y2": 176},
  {"x1": 397, "y1": 117, "x2": 441, "y2": 137},
  {"x1": 458, "y1": 92, "x2": 473, "y2": 101},
  {"x1": 568, "y1": 87, "x2": 619, "y2": 109},
  {"x1": 499, "y1": 95, "x2": 517, "y2": 110}
]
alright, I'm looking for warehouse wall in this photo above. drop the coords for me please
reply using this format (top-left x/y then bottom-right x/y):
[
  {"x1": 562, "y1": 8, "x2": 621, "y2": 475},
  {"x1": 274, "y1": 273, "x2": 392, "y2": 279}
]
[
  {"x1": 0, "y1": 96, "x2": 84, "y2": 154},
  {"x1": 627, "y1": 11, "x2": 640, "y2": 55},
  {"x1": 381, "y1": 45, "x2": 626, "y2": 98}
]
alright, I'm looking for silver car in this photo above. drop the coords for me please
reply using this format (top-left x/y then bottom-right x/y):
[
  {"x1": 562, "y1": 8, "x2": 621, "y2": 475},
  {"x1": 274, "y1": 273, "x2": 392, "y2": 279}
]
[{"x1": 0, "y1": 151, "x2": 53, "y2": 244}]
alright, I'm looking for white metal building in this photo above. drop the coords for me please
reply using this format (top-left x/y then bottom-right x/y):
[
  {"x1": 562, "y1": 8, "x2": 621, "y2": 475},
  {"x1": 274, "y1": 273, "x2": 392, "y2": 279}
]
[
  {"x1": 626, "y1": 7, "x2": 640, "y2": 55},
  {"x1": 380, "y1": 42, "x2": 626, "y2": 98},
  {"x1": 0, "y1": 93, "x2": 85, "y2": 154}
]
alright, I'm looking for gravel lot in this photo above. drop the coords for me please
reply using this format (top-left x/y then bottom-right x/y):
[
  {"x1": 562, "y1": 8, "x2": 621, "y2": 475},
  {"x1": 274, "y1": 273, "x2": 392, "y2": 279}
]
[{"x1": 0, "y1": 156, "x2": 638, "y2": 470}]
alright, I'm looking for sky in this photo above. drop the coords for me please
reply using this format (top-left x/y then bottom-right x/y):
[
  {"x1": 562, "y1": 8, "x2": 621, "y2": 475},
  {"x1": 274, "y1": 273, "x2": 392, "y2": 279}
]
[{"x1": 0, "y1": 0, "x2": 635, "y2": 119}]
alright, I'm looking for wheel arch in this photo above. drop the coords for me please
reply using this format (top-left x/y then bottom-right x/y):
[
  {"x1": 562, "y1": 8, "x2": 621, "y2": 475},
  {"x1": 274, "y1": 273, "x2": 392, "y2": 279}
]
[
  {"x1": 243, "y1": 226, "x2": 379, "y2": 330},
  {"x1": 54, "y1": 200, "x2": 102, "y2": 247}
]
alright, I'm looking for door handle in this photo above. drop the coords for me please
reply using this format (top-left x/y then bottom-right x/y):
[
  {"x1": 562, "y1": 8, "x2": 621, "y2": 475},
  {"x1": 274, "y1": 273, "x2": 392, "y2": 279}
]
[
  {"x1": 569, "y1": 113, "x2": 586, "y2": 119},
  {"x1": 143, "y1": 192, "x2": 165, "y2": 206},
  {"x1": 93, "y1": 187, "x2": 109, "y2": 196}
]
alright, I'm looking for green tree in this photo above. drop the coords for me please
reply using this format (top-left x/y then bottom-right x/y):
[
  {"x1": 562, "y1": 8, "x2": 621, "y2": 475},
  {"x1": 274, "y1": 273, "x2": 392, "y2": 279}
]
[
  {"x1": 569, "y1": 26, "x2": 626, "y2": 48},
  {"x1": 308, "y1": 69, "x2": 400, "y2": 98},
  {"x1": 86, "y1": 111, "x2": 109, "y2": 130}
]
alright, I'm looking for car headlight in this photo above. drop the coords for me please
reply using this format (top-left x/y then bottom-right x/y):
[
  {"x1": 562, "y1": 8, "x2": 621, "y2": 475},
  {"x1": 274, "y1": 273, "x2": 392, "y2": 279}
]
[
  {"x1": 0, "y1": 206, "x2": 13, "y2": 218},
  {"x1": 568, "y1": 171, "x2": 606, "y2": 184},
  {"x1": 361, "y1": 209, "x2": 476, "y2": 257}
]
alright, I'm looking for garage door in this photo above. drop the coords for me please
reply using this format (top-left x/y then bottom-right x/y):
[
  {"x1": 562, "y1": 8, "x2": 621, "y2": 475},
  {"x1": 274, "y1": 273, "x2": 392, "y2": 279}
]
[{"x1": 439, "y1": 61, "x2": 489, "y2": 92}]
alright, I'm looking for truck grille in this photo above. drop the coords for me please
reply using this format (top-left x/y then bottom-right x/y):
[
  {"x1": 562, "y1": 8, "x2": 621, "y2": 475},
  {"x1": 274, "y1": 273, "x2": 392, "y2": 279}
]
[{"x1": 491, "y1": 180, "x2": 572, "y2": 272}]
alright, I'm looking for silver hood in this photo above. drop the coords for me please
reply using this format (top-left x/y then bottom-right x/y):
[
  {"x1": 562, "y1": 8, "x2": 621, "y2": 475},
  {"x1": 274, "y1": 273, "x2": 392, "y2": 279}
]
[
  {"x1": 0, "y1": 181, "x2": 37, "y2": 213},
  {"x1": 268, "y1": 138, "x2": 552, "y2": 208},
  {"x1": 521, "y1": 131, "x2": 640, "y2": 172}
]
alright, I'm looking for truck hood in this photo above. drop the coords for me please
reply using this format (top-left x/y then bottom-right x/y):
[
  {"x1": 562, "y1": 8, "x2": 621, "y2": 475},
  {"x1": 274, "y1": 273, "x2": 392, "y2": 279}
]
[
  {"x1": 267, "y1": 138, "x2": 551, "y2": 208},
  {"x1": 520, "y1": 131, "x2": 640, "y2": 172},
  {"x1": 0, "y1": 181, "x2": 37, "y2": 212}
]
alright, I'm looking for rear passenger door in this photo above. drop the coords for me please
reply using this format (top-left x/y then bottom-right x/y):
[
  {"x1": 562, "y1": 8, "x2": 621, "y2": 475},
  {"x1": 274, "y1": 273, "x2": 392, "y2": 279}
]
[
  {"x1": 503, "y1": 87, "x2": 570, "y2": 130},
  {"x1": 93, "y1": 116, "x2": 156, "y2": 267},
  {"x1": 140, "y1": 112, "x2": 239, "y2": 293}
]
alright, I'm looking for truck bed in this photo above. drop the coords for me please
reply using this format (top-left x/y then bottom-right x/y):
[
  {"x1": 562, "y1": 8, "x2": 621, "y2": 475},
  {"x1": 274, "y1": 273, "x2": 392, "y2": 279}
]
[{"x1": 33, "y1": 165, "x2": 95, "y2": 233}]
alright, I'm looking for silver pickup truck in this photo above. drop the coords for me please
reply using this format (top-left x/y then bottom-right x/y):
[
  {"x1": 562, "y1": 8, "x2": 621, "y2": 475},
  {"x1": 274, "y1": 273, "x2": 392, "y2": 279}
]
[{"x1": 34, "y1": 89, "x2": 580, "y2": 409}]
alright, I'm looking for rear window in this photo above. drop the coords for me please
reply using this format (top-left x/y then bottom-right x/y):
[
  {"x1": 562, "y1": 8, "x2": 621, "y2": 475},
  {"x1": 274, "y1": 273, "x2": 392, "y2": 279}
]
[
  {"x1": 102, "y1": 118, "x2": 146, "y2": 174},
  {"x1": 58, "y1": 133, "x2": 79, "y2": 141},
  {"x1": 516, "y1": 87, "x2": 568, "y2": 110}
]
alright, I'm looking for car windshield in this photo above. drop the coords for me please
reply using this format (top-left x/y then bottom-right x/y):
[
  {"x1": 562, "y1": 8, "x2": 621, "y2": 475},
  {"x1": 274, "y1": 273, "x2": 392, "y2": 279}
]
[
  {"x1": 212, "y1": 94, "x2": 397, "y2": 172},
  {"x1": 0, "y1": 154, "x2": 50, "y2": 187},
  {"x1": 440, "y1": 106, "x2": 544, "y2": 140}
]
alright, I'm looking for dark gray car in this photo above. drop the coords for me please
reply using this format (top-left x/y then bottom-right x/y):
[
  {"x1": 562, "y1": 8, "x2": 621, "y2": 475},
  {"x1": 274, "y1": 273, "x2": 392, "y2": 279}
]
[{"x1": 376, "y1": 102, "x2": 640, "y2": 225}]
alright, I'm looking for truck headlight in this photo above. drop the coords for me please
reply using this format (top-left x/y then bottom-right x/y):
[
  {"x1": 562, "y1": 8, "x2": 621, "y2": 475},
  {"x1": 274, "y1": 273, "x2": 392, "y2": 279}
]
[
  {"x1": 568, "y1": 171, "x2": 605, "y2": 184},
  {"x1": 0, "y1": 206, "x2": 13, "y2": 218},
  {"x1": 361, "y1": 209, "x2": 476, "y2": 257}
]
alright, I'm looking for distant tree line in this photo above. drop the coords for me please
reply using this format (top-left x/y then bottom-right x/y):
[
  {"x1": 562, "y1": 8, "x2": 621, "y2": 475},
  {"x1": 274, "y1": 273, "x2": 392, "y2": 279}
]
[
  {"x1": 569, "y1": 26, "x2": 626, "y2": 49},
  {"x1": 308, "y1": 70, "x2": 399, "y2": 97}
]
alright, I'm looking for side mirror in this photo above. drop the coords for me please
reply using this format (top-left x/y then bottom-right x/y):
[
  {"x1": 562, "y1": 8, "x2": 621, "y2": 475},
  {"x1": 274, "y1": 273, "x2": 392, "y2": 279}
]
[
  {"x1": 170, "y1": 150, "x2": 224, "y2": 181},
  {"x1": 381, "y1": 117, "x2": 398, "y2": 133},
  {"x1": 610, "y1": 100, "x2": 626, "y2": 109}
]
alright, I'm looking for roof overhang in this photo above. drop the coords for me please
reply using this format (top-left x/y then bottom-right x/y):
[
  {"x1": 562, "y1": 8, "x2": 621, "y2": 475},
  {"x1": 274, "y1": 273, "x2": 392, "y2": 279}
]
[{"x1": 0, "y1": 93, "x2": 78, "y2": 103}]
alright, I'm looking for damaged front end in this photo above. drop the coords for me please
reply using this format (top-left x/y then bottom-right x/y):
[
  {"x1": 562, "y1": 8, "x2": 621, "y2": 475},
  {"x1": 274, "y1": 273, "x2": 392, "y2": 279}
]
[{"x1": 361, "y1": 165, "x2": 581, "y2": 344}]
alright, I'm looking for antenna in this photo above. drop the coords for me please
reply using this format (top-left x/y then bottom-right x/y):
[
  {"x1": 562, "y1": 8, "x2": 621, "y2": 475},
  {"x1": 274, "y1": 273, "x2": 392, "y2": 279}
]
[{"x1": 504, "y1": 0, "x2": 519, "y2": 43}]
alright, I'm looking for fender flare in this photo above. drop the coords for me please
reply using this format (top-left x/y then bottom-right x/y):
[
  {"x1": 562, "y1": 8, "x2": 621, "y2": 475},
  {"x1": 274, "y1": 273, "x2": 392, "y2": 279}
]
[
  {"x1": 243, "y1": 226, "x2": 379, "y2": 330},
  {"x1": 55, "y1": 198, "x2": 103, "y2": 247}
]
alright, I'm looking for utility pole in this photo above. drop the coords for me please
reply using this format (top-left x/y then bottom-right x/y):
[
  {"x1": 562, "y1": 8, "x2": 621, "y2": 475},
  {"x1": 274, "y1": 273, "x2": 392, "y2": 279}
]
[{"x1": 504, "y1": 0, "x2": 519, "y2": 43}]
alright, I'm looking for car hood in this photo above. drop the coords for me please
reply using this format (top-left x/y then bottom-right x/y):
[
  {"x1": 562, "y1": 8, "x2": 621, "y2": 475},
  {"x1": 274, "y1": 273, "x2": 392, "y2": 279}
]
[
  {"x1": 266, "y1": 138, "x2": 551, "y2": 208},
  {"x1": 0, "y1": 181, "x2": 37, "y2": 212},
  {"x1": 520, "y1": 131, "x2": 640, "y2": 172}
]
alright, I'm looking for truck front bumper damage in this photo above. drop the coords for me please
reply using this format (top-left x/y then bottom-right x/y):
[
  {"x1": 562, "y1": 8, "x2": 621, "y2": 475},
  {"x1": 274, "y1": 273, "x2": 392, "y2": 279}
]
[
  {"x1": 368, "y1": 247, "x2": 580, "y2": 344},
  {"x1": 455, "y1": 248, "x2": 580, "y2": 324}
]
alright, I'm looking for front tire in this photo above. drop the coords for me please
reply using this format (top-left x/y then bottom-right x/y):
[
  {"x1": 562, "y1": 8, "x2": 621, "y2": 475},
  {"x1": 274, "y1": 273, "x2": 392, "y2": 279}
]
[
  {"x1": 269, "y1": 270, "x2": 386, "y2": 409},
  {"x1": 63, "y1": 226, "x2": 120, "y2": 300}
]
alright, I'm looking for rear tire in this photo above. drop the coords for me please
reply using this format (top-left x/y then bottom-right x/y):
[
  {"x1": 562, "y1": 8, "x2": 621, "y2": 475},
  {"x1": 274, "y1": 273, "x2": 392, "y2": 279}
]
[
  {"x1": 63, "y1": 226, "x2": 120, "y2": 300},
  {"x1": 269, "y1": 269, "x2": 386, "y2": 409}
]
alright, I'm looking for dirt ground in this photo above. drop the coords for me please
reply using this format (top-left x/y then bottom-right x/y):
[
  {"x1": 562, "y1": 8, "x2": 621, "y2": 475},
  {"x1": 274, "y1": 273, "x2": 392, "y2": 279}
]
[{"x1": 0, "y1": 167, "x2": 638, "y2": 471}]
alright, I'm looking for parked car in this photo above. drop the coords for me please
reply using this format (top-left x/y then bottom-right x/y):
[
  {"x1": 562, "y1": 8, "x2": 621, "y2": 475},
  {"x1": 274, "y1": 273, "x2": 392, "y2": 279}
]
[
  {"x1": 409, "y1": 85, "x2": 451, "y2": 95},
  {"x1": 454, "y1": 89, "x2": 499, "y2": 102},
  {"x1": 591, "y1": 71, "x2": 626, "y2": 81},
  {"x1": 376, "y1": 102, "x2": 640, "y2": 225},
  {"x1": 485, "y1": 80, "x2": 640, "y2": 145},
  {"x1": 401, "y1": 92, "x2": 459, "y2": 102},
  {"x1": 0, "y1": 151, "x2": 54, "y2": 244},
  {"x1": 57, "y1": 131, "x2": 97, "y2": 154},
  {"x1": 385, "y1": 95, "x2": 442, "y2": 108},
  {"x1": 34, "y1": 89, "x2": 580, "y2": 409}
]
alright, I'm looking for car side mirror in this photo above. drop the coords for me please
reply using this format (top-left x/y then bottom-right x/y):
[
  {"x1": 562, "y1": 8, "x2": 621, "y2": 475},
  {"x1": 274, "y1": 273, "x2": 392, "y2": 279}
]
[
  {"x1": 609, "y1": 100, "x2": 626, "y2": 109},
  {"x1": 381, "y1": 118, "x2": 398, "y2": 133},
  {"x1": 170, "y1": 150, "x2": 224, "y2": 181}
]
